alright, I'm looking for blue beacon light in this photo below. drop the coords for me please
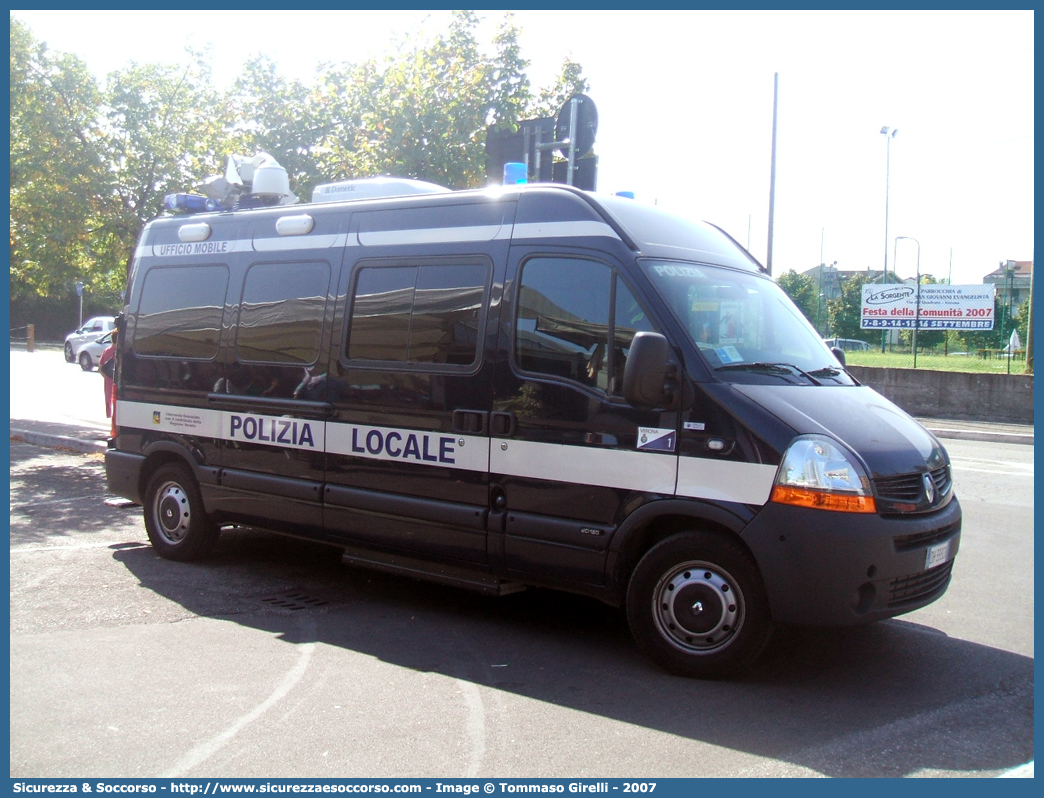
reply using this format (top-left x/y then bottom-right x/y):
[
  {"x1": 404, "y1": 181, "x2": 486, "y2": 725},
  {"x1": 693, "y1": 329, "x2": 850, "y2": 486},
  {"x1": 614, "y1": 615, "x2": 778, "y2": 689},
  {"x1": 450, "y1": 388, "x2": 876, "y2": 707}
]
[{"x1": 503, "y1": 162, "x2": 527, "y2": 185}]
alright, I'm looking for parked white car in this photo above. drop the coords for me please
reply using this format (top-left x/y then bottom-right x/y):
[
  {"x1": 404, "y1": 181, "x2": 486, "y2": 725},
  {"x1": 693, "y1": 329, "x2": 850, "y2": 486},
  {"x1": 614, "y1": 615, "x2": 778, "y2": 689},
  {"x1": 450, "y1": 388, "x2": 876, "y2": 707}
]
[
  {"x1": 75, "y1": 330, "x2": 113, "y2": 371},
  {"x1": 64, "y1": 316, "x2": 115, "y2": 363}
]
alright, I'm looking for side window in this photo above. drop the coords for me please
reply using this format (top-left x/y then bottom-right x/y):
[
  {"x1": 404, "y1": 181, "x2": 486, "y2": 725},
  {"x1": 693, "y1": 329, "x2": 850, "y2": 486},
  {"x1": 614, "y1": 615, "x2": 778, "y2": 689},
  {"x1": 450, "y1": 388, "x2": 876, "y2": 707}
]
[
  {"x1": 133, "y1": 265, "x2": 229, "y2": 359},
  {"x1": 515, "y1": 257, "x2": 655, "y2": 397},
  {"x1": 236, "y1": 261, "x2": 330, "y2": 365},
  {"x1": 346, "y1": 261, "x2": 488, "y2": 368}
]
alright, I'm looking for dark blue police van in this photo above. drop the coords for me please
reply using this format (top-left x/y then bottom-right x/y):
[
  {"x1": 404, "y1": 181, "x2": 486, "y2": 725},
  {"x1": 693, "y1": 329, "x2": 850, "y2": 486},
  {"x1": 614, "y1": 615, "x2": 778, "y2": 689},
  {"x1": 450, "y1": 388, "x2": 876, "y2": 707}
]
[{"x1": 105, "y1": 180, "x2": 961, "y2": 677}]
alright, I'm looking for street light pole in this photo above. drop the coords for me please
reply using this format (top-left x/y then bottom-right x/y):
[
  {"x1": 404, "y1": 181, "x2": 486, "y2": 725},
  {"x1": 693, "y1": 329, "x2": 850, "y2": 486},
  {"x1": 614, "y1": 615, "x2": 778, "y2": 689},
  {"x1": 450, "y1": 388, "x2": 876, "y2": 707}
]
[
  {"x1": 880, "y1": 127, "x2": 898, "y2": 354},
  {"x1": 881, "y1": 127, "x2": 898, "y2": 282},
  {"x1": 1006, "y1": 263, "x2": 1015, "y2": 375},
  {"x1": 896, "y1": 236, "x2": 921, "y2": 367}
]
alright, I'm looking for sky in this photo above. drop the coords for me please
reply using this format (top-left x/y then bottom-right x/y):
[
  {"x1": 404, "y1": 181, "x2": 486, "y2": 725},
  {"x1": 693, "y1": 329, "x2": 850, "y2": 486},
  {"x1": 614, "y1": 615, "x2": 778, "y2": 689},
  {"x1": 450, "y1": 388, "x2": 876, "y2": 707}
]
[{"x1": 11, "y1": 9, "x2": 1035, "y2": 286}]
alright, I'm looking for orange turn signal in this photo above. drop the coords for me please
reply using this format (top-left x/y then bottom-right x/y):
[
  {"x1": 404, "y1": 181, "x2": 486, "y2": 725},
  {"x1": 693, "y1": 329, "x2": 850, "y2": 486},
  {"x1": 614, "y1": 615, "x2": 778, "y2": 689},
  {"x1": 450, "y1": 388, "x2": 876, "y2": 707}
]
[{"x1": 770, "y1": 485, "x2": 877, "y2": 514}]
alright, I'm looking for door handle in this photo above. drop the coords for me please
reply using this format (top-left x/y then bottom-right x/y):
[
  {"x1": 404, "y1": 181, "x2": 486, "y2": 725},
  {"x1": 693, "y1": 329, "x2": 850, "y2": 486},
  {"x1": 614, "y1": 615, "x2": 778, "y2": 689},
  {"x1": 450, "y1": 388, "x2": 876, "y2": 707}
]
[
  {"x1": 490, "y1": 411, "x2": 516, "y2": 438},
  {"x1": 452, "y1": 409, "x2": 488, "y2": 435}
]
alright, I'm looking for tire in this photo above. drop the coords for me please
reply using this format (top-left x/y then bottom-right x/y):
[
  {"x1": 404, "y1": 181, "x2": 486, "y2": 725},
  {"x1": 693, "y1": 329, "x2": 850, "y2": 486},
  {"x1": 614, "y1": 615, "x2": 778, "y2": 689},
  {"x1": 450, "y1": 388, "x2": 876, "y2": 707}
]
[
  {"x1": 65, "y1": 342, "x2": 75, "y2": 363},
  {"x1": 143, "y1": 463, "x2": 220, "y2": 561},
  {"x1": 79, "y1": 351, "x2": 94, "y2": 371},
  {"x1": 626, "y1": 531, "x2": 772, "y2": 678}
]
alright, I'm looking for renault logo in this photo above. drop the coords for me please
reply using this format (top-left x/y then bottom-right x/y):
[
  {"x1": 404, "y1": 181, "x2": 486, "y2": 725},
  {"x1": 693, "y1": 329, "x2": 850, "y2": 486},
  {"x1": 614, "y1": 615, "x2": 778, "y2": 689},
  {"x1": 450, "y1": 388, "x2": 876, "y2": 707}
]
[{"x1": 923, "y1": 473, "x2": 936, "y2": 504}]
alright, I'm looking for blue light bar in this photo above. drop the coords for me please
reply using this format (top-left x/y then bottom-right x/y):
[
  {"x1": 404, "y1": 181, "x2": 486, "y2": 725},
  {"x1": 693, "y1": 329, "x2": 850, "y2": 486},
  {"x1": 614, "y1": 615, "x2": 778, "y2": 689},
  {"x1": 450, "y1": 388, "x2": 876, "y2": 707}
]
[
  {"x1": 163, "y1": 193, "x2": 210, "y2": 213},
  {"x1": 503, "y1": 162, "x2": 527, "y2": 185}
]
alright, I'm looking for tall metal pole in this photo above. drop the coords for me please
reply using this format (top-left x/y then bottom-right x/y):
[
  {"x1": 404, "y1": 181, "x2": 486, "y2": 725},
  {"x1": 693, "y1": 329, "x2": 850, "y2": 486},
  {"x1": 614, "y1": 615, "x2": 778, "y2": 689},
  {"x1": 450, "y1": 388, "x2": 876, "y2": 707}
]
[
  {"x1": 945, "y1": 247, "x2": 953, "y2": 356},
  {"x1": 1007, "y1": 265, "x2": 1015, "y2": 375},
  {"x1": 897, "y1": 237, "x2": 920, "y2": 366},
  {"x1": 817, "y1": 228, "x2": 825, "y2": 335},
  {"x1": 880, "y1": 127, "x2": 899, "y2": 280},
  {"x1": 1025, "y1": 252, "x2": 1034, "y2": 373},
  {"x1": 913, "y1": 244, "x2": 921, "y2": 368},
  {"x1": 766, "y1": 73, "x2": 778, "y2": 276},
  {"x1": 880, "y1": 127, "x2": 897, "y2": 353}
]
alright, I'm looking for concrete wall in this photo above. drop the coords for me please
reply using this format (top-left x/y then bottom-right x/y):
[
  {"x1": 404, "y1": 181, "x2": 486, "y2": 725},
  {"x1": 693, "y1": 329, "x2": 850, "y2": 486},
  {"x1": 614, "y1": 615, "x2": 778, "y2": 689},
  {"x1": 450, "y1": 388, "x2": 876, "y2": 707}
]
[{"x1": 848, "y1": 366, "x2": 1034, "y2": 424}]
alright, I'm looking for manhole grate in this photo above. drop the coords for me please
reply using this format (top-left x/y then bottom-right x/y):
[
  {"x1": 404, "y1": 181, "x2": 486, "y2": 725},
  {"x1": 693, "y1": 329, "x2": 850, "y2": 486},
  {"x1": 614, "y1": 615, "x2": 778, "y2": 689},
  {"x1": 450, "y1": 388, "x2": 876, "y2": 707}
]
[{"x1": 249, "y1": 589, "x2": 330, "y2": 613}]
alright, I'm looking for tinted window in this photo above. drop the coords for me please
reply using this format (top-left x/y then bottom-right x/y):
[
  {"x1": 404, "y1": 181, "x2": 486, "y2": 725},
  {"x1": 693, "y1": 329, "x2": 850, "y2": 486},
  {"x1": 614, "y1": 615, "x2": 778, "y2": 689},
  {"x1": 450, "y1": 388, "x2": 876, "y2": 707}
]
[
  {"x1": 236, "y1": 261, "x2": 330, "y2": 365},
  {"x1": 347, "y1": 262, "x2": 488, "y2": 367},
  {"x1": 134, "y1": 265, "x2": 228, "y2": 358},
  {"x1": 516, "y1": 257, "x2": 654, "y2": 396}
]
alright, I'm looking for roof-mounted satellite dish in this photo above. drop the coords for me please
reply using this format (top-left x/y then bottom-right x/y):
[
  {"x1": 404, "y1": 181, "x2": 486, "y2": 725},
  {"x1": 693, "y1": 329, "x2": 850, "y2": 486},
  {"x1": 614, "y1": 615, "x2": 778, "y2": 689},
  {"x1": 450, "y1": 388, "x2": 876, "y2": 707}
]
[{"x1": 554, "y1": 94, "x2": 598, "y2": 159}]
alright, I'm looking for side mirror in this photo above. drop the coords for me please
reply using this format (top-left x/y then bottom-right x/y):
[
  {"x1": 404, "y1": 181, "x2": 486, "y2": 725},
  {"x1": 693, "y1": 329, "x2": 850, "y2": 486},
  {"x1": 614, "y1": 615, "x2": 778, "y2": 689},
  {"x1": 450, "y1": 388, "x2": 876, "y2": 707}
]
[
  {"x1": 830, "y1": 346, "x2": 847, "y2": 367},
  {"x1": 623, "y1": 331, "x2": 680, "y2": 409}
]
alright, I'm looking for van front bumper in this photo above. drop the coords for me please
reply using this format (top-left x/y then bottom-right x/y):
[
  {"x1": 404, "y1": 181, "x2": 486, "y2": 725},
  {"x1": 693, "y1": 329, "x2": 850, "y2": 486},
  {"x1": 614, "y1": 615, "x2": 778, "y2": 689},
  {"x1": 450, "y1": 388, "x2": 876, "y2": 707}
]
[{"x1": 741, "y1": 495, "x2": 961, "y2": 626}]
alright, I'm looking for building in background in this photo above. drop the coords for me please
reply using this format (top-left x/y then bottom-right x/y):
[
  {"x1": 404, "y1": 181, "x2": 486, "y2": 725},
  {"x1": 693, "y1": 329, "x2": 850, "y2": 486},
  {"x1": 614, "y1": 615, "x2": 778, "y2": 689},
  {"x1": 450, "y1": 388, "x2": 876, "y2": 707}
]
[{"x1": 984, "y1": 260, "x2": 1033, "y2": 309}]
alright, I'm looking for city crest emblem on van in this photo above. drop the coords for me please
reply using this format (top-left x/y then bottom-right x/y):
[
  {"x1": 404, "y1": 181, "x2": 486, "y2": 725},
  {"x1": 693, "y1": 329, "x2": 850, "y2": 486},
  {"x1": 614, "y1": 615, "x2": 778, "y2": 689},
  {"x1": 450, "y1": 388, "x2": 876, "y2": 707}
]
[
  {"x1": 637, "y1": 427, "x2": 677, "y2": 453},
  {"x1": 152, "y1": 411, "x2": 161, "y2": 424}
]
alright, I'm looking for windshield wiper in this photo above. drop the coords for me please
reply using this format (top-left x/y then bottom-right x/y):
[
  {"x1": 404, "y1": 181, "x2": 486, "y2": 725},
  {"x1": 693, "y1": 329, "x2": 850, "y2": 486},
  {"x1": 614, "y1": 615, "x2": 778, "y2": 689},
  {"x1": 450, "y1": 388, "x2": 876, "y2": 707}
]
[
  {"x1": 715, "y1": 362, "x2": 822, "y2": 386},
  {"x1": 807, "y1": 366, "x2": 844, "y2": 378}
]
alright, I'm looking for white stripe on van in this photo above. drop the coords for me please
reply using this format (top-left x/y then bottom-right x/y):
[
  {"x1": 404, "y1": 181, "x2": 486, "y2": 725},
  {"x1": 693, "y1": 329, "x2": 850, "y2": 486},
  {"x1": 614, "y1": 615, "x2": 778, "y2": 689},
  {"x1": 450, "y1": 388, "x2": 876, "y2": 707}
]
[
  {"x1": 118, "y1": 401, "x2": 776, "y2": 505},
  {"x1": 511, "y1": 221, "x2": 621, "y2": 240},
  {"x1": 326, "y1": 423, "x2": 488, "y2": 473},
  {"x1": 253, "y1": 233, "x2": 348, "y2": 251},
  {"x1": 118, "y1": 402, "x2": 325, "y2": 452},
  {"x1": 676, "y1": 458, "x2": 778, "y2": 505},
  {"x1": 490, "y1": 439, "x2": 677, "y2": 494},
  {"x1": 358, "y1": 225, "x2": 508, "y2": 246},
  {"x1": 134, "y1": 239, "x2": 255, "y2": 259}
]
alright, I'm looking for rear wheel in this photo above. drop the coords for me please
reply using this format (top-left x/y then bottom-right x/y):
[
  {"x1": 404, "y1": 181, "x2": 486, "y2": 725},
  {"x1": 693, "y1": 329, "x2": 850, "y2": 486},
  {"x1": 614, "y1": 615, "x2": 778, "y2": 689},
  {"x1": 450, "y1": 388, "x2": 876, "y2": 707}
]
[
  {"x1": 64, "y1": 342, "x2": 75, "y2": 362},
  {"x1": 143, "y1": 463, "x2": 219, "y2": 561},
  {"x1": 79, "y1": 351, "x2": 93, "y2": 371},
  {"x1": 626, "y1": 531, "x2": 772, "y2": 678}
]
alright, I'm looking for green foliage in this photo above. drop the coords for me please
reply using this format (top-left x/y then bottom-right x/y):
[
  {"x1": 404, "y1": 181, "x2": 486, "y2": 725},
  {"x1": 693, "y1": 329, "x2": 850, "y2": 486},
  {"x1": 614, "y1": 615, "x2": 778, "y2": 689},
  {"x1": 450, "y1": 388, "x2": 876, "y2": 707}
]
[
  {"x1": 102, "y1": 52, "x2": 227, "y2": 268},
  {"x1": 532, "y1": 57, "x2": 590, "y2": 118},
  {"x1": 10, "y1": 17, "x2": 108, "y2": 302},
  {"x1": 311, "y1": 11, "x2": 549, "y2": 190},
  {"x1": 10, "y1": 11, "x2": 589, "y2": 330},
  {"x1": 827, "y1": 273, "x2": 873, "y2": 341},
  {"x1": 775, "y1": 270, "x2": 819, "y2": 331}
]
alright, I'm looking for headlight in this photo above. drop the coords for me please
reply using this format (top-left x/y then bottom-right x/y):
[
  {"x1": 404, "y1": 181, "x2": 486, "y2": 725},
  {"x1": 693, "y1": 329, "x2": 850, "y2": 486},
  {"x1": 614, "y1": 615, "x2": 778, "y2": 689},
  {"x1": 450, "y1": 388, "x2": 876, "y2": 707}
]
[{"x1": 770, "y1": 435, "x2": 876, "y2": 513}]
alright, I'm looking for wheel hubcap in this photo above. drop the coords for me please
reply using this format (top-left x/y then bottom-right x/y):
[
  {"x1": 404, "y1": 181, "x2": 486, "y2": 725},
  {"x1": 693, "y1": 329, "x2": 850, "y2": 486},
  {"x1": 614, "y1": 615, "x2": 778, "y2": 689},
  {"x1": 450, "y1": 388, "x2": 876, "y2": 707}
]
[
  {"x1": 654, "y1": 561, "x2": 743, "y2": 653},
  {"x1": 153, "y1": 481, "x2": 189, "y2": 543}
]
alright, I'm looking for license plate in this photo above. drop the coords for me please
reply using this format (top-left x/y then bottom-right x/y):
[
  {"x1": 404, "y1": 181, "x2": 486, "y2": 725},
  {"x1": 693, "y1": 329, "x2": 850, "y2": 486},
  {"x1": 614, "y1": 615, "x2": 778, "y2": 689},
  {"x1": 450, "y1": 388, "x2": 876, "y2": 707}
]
[{"x1": 925, "y1": 540, "x2": 952, "y2": 570}]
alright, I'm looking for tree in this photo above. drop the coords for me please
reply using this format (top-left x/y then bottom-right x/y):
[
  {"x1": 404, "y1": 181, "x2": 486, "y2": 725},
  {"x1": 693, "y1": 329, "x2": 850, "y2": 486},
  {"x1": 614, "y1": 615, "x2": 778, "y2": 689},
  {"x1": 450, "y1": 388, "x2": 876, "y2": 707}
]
[
  {"x1": 10, "y1": 18, "x2": 109, "y2": 303},
  {"x1": 827, "y1": 273, "x2": 873, "y2": 342},
  {"x1": 102, "y1": 53, "x2": 226, "y2": 254},
  {"x1": 311, "y1": 11, "x2": 507, "y2": 189},
  {"x1": 776, "y1": 270, "x2": 819, "y2": 331},
  {"x1": 532, "y1": 57, "x2": 590, "y2": 118},
  {"x1": 224, "y1": 55, "x2": 318, "y2": 200},
  {"x1": 11, "y1": 12, "x2": 590, "y2": 336}
]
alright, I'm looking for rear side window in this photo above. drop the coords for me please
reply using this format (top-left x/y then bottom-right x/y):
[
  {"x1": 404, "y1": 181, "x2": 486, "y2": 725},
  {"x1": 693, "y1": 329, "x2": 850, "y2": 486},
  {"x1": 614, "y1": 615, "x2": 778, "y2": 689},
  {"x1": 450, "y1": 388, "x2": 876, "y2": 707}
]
[
  {"x1": 133, "y1": 265, "x2": 229, "y2": 359},
  {"x1": 346, "y1": 261, "x2": 489, "y2": 368},
  {"x1": 236, "y1": 261, "x2": 331, "y2": 365},
  {"x1": 515, "y1": 257, "x2": 655, "y2": 397}
]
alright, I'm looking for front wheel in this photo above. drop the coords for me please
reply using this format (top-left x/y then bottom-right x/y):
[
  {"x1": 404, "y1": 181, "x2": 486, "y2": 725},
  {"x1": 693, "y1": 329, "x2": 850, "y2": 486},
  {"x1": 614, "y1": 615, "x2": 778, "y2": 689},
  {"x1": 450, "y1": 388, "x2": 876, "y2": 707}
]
[
  {"x1": 79, "y1": 351, "x2": 93, "y2": 371},
  {"x1": 65, "y1": 342, "x2": 75, "y2": 362},
  {"x1": 626, "y1": 531, "x2": 772, "y2": 678},
  {"x1": 143, "y1": 463, "x2": 220, "y2": 561}
]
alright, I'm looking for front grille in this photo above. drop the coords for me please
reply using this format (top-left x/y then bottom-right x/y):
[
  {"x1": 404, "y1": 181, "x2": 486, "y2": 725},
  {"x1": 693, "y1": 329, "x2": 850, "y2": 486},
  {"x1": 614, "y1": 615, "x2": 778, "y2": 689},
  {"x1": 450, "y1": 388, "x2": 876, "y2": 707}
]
[
  {"x1": 874, "y1": 465, "x2": 952, "y2": 507},
  {"x1": 893, "y1": 521, "x2": 960, "y2": 552},
  {"x1": 875, "y1": 473, "x2": 923, "y2": 502},
  {"x1": 887, "y1": 560, "x2": 953, "y2": 608},
  {"x1": 930, "y1": 465, "x2": 952, "y2": 497}
]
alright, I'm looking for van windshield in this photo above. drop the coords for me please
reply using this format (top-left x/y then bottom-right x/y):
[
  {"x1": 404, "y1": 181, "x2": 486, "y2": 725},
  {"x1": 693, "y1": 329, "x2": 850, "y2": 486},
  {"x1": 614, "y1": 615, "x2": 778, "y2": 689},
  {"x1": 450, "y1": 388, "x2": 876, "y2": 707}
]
[{"x1": 641, "y1": 260, "x2": 855, "y2": 385}]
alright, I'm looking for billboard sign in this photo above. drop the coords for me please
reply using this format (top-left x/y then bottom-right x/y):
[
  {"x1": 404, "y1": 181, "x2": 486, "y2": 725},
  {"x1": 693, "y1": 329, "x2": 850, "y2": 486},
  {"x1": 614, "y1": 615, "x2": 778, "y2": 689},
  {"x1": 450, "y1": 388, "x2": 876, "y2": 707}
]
[{"x1": 861, "y1": 284, "x2": 996, "y2": 330}]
